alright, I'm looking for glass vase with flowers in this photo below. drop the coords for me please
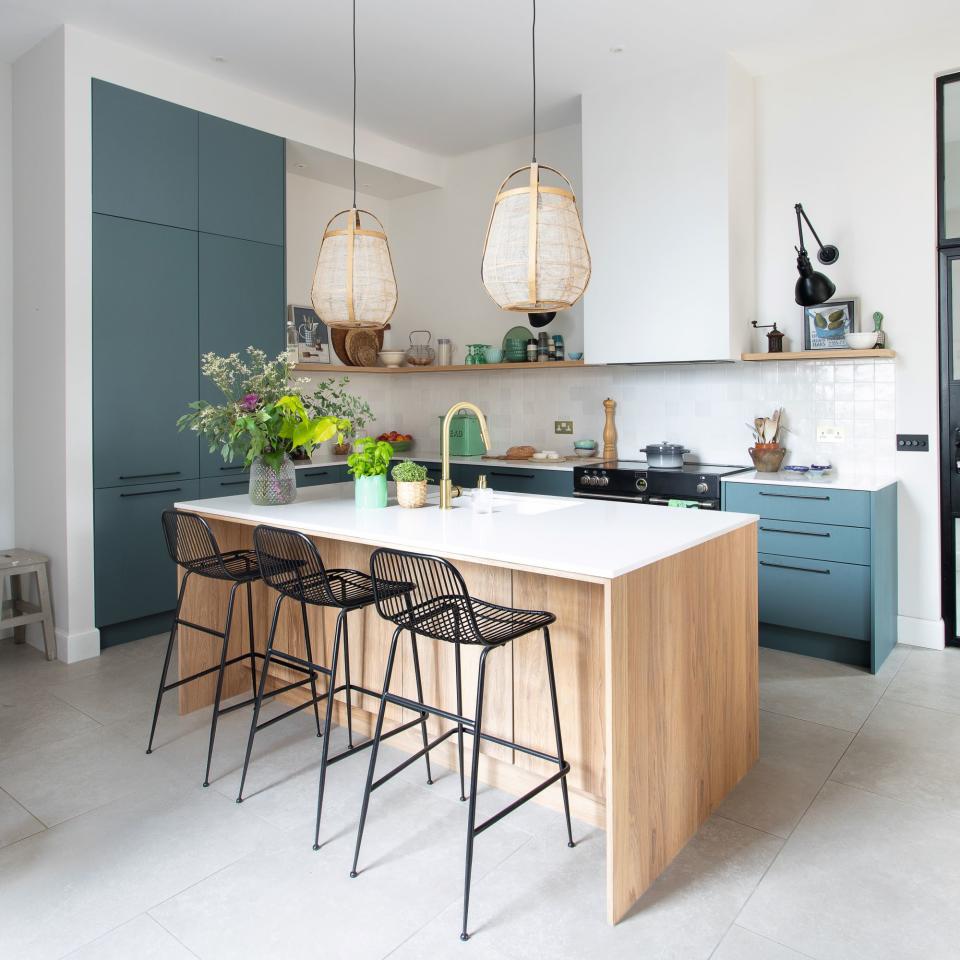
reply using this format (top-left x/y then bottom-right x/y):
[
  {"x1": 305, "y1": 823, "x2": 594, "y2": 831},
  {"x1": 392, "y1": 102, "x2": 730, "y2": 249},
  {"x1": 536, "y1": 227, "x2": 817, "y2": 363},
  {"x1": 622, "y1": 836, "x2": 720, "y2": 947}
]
[{"x1": 178, "y1": 347, "x2": 348, "y2": 505}]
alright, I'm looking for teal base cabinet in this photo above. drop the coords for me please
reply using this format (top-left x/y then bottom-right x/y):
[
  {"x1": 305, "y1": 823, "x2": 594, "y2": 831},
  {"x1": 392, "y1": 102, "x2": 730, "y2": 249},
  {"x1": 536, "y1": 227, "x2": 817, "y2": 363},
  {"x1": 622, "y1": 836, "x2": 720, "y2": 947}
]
[
  {"x1": 94, "y1": 480, "x2": 199, "y2": 631},
  {"x1": 297, "y1": 464, "x2": 350, "y2": 488},
  {"x1": 723, "y1": 480, "x2": 897, "y2": 673},
  {"x1": 408, "y1": 460, "x2": 574, "y2": 498}
]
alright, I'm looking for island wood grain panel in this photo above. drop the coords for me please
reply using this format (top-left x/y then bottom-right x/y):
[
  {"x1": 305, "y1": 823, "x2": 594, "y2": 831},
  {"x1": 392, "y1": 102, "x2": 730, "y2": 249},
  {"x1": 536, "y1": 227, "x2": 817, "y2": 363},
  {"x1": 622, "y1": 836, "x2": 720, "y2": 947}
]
[
  {"x1": 512, "y1": 573, "x2": 605, "y2": 800},
  {"x1": 603, "y1": 522, "x2": 758, "y2": 924}
]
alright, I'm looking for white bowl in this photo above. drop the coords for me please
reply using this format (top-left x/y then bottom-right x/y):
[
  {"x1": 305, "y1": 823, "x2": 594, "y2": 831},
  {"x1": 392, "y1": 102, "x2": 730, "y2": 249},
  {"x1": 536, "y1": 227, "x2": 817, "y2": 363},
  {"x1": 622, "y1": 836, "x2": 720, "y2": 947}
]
[
  {"x1": 378, "y1": 350, "x2": 406, "y2": 367},
  {"x1": 844, "y1": 331, "x2": 878, "y2": 350}
]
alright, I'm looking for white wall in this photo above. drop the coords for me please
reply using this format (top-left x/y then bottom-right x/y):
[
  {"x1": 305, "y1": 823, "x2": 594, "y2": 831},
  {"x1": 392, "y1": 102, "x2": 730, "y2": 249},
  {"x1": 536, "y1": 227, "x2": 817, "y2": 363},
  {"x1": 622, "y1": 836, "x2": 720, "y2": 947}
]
[
  {"x1": 12, "y1": 32, "x2": 69, "y2": 654},
  {"x1": 0, "y1": 62, "x2": 13, "y2": 550},
  {"x1": 754, "y1": 37, "x2": 959, "y2": 649}
]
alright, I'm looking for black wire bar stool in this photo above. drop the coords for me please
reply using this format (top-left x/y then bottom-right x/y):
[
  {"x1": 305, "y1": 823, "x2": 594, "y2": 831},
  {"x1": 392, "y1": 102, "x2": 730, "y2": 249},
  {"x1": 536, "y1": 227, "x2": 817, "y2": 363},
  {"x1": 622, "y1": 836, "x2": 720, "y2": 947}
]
[
  {"x1": 351, "y1": 547, "x2": 575, "y2": 942},
  {"x1": 239, "y1": 525, "x2": 434, "y2": 850},
  {"x1": 148, "y1": 510, "x2": 307, "y2": 787}
]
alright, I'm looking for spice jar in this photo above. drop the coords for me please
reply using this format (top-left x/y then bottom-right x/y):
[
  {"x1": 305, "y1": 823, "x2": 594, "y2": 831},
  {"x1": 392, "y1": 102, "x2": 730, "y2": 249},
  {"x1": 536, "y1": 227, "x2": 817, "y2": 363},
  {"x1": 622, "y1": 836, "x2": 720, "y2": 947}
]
[{"x1": 526, "y1": 339, "x2": 537, "y2": 362}]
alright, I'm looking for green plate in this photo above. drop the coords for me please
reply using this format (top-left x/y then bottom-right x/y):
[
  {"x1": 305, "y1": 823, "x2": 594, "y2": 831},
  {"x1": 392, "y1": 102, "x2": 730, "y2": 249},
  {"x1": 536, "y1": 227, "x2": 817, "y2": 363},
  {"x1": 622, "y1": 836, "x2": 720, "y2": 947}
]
[{"x1": 502, "y1": 325, "x2": 533, "y2": 355}]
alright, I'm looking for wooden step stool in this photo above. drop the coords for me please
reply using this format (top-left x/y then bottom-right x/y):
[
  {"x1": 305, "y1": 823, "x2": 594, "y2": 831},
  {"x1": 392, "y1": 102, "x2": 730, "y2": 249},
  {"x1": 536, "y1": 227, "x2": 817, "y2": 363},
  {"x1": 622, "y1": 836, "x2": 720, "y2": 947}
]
[{"x1": 1, "y1": 549, "x2": 56, "y2": 660}]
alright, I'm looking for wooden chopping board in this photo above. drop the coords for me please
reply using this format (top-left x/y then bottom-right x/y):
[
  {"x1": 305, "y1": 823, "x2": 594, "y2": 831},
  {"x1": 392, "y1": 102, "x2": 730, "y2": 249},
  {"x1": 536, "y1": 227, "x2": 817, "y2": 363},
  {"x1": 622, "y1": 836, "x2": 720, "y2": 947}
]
[{"x1": 330, "y1": 324, "x2": 389, "y2": 366}]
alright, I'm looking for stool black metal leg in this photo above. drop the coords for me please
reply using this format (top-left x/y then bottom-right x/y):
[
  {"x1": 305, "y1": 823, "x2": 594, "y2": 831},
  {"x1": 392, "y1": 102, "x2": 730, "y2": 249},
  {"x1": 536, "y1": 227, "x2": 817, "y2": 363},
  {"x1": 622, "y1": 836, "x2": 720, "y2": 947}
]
[
  {"x1": 350, "y1": 626, "x2": 402, "y2": 877},
  {"x1": 341, "y1": 609, "x2": 355, "y2": 749},
  {"x1": 246, "y1": 580, "x2": 258, "y2": 702},
  {"x1": 146, "y1": 572, "x2": 189, "y2": 755},
  {"x1": 300, "y1": 600, "x2": 323, "y2": 739},
  {"x1": 237, "y1": 593, "x2": 283, "y2": 803},
  {"x1": 409, "y1": 630, "x2": 433, "y2": 786},
  {"x1": 454, "y1": 635, "x2": 467, "y2": 802},
  {"x1": 461, "y1": 645, "x2": 492, "y2": 942},
  {"x1": 312, "y1": 608, "x2": 345, "y2": 850},
  {"x1": 544, "y1": 627, "x2": 575, "y2": 848},
  {"x1": 203, "y1": 581, "x2": 240, "y2": 788}
]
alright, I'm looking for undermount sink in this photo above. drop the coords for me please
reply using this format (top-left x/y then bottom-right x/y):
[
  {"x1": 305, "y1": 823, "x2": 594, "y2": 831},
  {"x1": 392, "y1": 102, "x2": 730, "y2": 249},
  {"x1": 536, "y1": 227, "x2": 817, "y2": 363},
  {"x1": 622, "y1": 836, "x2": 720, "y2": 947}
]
[{"x1": 492, "y1": 494, "x2": 580, "y2": 515}]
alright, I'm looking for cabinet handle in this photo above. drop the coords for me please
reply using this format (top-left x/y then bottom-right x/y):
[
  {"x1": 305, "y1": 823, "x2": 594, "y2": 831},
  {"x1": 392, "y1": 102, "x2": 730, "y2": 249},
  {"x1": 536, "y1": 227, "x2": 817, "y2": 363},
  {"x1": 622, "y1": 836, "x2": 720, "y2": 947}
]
[
  {"x1": 118, "y1": 471, "x2": 180, "y2": 480},
  {"x1": 757, "y1": 491, "x2": 830, "y2": 501},
  {"x1": 303, "y1": 470, "x2": 329, "y2": 478},
  {"x1": 759, "y1": 560, "x2": 831, "y2": 575},
  {"x1": 219, "y1": 480, "x2": 248, "y2": 487},
  {"x1": 490, "y1": 471, "x2": 535, "y2": 480},
  {"x1": 120, "y1": 487, "x2": 182, "y2": 498},
  {"x1": 219, "y1": 466, "x2": 245, "y2": 472},
  {"x1": 759, "y1": 526, "x2": 831, "y2": 538}
]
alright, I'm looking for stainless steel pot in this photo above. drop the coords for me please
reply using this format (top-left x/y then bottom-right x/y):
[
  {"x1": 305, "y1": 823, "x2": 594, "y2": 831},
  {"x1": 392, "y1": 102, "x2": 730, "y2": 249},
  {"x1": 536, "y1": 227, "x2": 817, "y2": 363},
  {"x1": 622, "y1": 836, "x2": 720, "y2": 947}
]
[{"x1": 643, "y1": 441, "x2": 688, "y2": 468}]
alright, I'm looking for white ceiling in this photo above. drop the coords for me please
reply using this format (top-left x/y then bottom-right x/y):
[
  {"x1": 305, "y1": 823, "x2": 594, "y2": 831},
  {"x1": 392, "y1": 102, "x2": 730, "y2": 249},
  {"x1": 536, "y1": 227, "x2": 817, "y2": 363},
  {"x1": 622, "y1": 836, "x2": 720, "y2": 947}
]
[{"x1": 3, "y1": 0, "x2": 960, "y2": 156}]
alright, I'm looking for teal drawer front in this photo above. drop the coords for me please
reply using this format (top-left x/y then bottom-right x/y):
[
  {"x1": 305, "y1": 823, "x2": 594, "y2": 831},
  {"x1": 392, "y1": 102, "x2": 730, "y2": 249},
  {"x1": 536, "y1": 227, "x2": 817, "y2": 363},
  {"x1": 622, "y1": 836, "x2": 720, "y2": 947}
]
[
  {"x1": 758, "y1": 552, "x2": 870, "y2": 641},
  {"x1": 200, "y1": 475, "x2": 250, "y2": 498},
  {"x1": 297, "y1": 465, "x2": 349, "y2": 488},
  {"x1": 725, "y1": 482, "x2": 869, "y2": 527},
  {"x1": 485, "y1": 467, "x2": 572, "y2": 497},
  {"x1": 757, "y1": 519, "x2": 870, "y2": 565}
]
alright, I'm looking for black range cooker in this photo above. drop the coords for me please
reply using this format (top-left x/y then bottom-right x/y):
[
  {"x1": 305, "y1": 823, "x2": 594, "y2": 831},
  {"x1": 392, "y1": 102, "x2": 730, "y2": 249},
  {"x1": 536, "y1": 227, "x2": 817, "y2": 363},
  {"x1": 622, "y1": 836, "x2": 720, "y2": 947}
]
[{"x1": 572, "y1": 460, "x2": 751, "y2": 509}]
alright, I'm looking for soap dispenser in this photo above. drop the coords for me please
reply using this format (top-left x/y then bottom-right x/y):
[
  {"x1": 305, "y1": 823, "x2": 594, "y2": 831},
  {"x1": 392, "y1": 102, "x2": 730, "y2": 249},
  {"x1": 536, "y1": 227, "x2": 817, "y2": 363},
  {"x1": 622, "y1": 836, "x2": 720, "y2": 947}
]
[{"x1": 472, "y1": 474, "x2": 493, "y2": 515}]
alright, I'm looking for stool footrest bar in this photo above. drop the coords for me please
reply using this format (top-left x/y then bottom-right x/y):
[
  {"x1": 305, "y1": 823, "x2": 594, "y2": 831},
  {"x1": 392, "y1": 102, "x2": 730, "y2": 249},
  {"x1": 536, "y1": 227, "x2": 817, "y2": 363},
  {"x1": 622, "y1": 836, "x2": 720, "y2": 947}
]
[
  {"x1": 473, "y1": 764, "x2": 570, "y2": 837},
  {"x1": 371, "y1": 726, "x2": 458, "y2": 791}
]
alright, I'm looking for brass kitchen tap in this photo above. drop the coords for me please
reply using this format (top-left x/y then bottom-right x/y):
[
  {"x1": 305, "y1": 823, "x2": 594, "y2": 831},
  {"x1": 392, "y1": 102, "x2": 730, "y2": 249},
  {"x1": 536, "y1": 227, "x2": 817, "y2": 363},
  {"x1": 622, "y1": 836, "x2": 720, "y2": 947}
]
[{"x1": 440, "y1": 401, "x2": 491, "y2": 509}]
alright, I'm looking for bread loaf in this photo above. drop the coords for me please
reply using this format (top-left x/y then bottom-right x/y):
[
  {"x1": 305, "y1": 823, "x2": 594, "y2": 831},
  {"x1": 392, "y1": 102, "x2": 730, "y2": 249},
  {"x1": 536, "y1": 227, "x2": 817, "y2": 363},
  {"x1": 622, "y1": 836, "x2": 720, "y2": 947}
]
[{"x1": 505, "y1": 445, "x2": 536, "y2": 460}]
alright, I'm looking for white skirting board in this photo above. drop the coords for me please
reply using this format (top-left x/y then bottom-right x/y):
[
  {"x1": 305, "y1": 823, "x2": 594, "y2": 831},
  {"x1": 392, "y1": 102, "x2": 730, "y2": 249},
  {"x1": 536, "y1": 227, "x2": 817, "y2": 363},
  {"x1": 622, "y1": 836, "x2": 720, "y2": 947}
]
[
  {"x1": 54, "y1": 626, "x2": 100, "y2": 663},
  {"x1": 897, "y1": 615, "x2": 945, "y2": 650}
]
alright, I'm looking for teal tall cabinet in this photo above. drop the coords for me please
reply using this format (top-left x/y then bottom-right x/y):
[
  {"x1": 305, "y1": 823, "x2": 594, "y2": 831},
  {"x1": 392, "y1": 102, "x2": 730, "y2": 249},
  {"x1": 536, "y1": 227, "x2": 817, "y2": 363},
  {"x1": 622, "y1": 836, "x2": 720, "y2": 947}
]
[{"x1": 92, "y1": 79, "x2": 285, "y2": 646}]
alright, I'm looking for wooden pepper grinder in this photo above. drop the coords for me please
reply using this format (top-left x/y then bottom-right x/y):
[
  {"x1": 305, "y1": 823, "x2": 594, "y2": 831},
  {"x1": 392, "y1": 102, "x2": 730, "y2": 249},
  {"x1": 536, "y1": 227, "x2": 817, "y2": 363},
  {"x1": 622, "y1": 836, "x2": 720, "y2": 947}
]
[{"x1": 602, "y1": 398, "x2": 618, "y2": 462}]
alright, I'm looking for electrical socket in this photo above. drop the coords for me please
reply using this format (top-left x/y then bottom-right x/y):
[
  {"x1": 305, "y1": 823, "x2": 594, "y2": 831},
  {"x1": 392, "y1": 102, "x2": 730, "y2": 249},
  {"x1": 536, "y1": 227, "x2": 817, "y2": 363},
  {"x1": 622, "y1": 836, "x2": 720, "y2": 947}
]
[
  {"x1": 816, "y1": 423, "x2": 845, "y2": 443},
  {"x1": 554, "y1": 420, "x2": 574, "y2": 435}
]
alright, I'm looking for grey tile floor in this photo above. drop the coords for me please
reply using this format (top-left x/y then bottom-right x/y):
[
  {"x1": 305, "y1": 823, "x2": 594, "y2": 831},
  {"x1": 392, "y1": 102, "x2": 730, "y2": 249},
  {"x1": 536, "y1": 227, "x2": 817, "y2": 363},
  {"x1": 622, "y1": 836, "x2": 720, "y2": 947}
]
[{"x1": 0, "y1": 635, "x2": 957, "y2": 959}]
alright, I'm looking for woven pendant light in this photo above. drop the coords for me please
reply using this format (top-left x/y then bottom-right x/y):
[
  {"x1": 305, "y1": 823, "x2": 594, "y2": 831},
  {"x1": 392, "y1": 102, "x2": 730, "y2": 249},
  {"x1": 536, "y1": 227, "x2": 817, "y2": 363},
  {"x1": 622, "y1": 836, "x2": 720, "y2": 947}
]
[
  {"x1": 481, "y1": 0, "x2": 590, "y2": 312},
  {"x1": 311, "y1": 0, "x2": 397, "y2": 329}
]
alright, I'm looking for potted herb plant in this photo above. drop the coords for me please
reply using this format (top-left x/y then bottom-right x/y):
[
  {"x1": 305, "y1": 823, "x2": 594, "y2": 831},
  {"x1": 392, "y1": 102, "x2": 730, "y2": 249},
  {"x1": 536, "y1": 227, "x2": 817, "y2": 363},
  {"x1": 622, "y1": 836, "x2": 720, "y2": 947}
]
[
  {"x1": 306, "y1": 376, "x2": 375, "y2": 456},
  {"x1": 347, "y1": 436, "x2": 394, "y2": 509},
  {"x1": 391, "y1": 459, "x2": 429, "y2": 508},
  {"x1": 178, "y1": 347, "x2": 346, "y2": 505}
]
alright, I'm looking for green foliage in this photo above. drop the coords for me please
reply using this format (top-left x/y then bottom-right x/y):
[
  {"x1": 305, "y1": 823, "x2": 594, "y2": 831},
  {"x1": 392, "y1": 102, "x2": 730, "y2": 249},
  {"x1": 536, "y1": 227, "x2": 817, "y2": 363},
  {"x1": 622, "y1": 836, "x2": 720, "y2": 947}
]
[
  {"x1": 391, "y1": 459, "x2": 427, "y2": 483},
  {"x1": 177, "y1": 347, "x2": 347, "y2": 472},
  {"x1": 347, "y1": 437, "x2": 394, "y2": 479},
  {"x1": 305, "y1": 376, "x2": 375, "y2": 442}
]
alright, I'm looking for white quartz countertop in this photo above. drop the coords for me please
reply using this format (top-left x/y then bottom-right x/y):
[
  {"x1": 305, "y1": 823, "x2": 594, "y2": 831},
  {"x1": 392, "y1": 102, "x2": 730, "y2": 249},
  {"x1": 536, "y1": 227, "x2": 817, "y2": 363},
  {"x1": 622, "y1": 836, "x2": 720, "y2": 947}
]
[
  {"x1": 176, "y1": 484, "x2": 757, "y2": 581},
  {"x1": 298, "y1": 452, "x2": 590, "y2": 472},
  {"x1": 721, "y1": 471, "x2": 896, "y2": 493}
]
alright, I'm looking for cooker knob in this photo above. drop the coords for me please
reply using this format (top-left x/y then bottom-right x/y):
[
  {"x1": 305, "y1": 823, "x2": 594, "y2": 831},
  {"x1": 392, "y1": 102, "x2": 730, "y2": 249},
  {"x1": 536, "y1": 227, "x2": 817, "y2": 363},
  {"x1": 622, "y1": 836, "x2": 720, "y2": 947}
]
[
  {"x1": 635, "y1": 477, "x2": 648, "y2": 492},
  {"x1": 696, "y1": 481, "x2": 709, "y2": 494},
  {"x1": 579, "y1": 474, "x2": 590, "y2": 486},
  {"x1": 598, "y1": 476, "x2": 609, "y2": 487}
]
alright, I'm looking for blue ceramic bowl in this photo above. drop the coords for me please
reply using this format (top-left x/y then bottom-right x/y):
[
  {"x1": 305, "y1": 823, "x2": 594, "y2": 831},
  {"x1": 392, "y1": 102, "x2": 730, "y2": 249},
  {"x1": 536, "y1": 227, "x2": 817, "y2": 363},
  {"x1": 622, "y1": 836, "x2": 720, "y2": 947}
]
[
  {"x1": 567, "y1": 351, "x2": 583, "y2": 361},
  {"x1": 783, "y1": 465, "x2": 809, "y2": 474}
]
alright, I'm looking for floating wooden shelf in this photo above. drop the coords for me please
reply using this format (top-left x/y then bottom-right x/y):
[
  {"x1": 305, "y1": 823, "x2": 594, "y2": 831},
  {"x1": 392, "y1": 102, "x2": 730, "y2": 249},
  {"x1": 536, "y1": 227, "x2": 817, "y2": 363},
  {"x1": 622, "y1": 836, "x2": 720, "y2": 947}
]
[
  {"x1": 741, "y1": 349, "x2": 896, "y2": 362},
  {"x1": 292, "y1": 359, "x2": 588, "y2": 374}
]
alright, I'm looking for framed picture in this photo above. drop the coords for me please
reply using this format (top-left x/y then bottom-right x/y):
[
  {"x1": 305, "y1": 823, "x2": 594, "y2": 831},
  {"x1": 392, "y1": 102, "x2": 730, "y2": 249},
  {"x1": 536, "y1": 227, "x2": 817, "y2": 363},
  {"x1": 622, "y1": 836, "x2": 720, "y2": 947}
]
[
  {"x1": 287, "y1": 305, "x2": 331, "y2": 364},
  {"x1": 802, "y1": 298, "x2": 857, "y2": 351}
]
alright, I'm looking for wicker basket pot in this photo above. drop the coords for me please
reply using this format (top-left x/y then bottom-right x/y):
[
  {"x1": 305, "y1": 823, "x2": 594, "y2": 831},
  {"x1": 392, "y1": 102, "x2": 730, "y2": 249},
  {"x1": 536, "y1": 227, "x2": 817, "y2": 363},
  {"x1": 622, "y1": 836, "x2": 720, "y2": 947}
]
[
  {"x1": 396, "y1": 479, "x2": 428, "y2": 509},
  {"x1": 311, "y1": 208, "x2": 397, "y2": 329},
  {"x1": 481, "y1": 162, "x2": 591, "y2": 312}
]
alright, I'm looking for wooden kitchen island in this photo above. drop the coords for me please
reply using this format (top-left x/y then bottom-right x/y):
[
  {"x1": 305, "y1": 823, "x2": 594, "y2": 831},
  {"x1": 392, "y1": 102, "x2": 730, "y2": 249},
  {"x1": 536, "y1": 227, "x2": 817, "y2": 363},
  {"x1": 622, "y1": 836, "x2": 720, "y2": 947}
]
[{"x1": 173, "y1": 484, "x2": 758, "y2": 924}]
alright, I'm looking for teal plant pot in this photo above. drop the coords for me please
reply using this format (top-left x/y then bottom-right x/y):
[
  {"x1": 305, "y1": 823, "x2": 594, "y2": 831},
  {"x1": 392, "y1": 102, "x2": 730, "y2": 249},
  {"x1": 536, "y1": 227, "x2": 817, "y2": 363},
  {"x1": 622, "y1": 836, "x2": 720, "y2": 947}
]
[{"x1": 355, "y1": 474, "x2": 388, "y2": 509}]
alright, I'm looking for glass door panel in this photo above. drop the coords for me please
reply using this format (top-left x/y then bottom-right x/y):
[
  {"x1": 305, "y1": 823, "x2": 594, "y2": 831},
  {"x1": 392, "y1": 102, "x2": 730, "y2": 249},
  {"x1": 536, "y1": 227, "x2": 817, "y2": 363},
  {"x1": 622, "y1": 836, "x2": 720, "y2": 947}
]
[{"x1": 940, "y1": 74, "x2": 960, "y2": 243}]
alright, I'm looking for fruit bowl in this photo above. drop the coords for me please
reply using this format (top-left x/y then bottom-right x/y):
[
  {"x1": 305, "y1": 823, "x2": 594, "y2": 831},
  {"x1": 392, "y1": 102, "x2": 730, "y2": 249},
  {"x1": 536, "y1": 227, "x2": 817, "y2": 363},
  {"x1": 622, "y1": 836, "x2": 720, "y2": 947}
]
[{"x1": 377, "y1": 431, "x2": 413, "y2": 452}]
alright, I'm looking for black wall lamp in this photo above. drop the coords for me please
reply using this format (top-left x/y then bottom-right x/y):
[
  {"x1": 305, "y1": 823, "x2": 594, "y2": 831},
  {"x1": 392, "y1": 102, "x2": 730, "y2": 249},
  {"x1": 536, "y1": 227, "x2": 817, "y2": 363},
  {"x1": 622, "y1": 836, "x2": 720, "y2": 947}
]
[{"x1": 793, "y1": 203, "x2": 839, "y2": 307}]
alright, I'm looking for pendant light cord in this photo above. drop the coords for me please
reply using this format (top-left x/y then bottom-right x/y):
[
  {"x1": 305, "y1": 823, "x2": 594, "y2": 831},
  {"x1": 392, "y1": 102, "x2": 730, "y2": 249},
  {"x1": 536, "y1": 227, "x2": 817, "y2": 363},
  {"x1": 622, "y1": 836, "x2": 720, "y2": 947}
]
[
  {"x1": 352, "y1": 0, "x2": 357, "y2": 208},
  {"x1": 531, "y1": 0, "x2": 537, "y2": 163}
]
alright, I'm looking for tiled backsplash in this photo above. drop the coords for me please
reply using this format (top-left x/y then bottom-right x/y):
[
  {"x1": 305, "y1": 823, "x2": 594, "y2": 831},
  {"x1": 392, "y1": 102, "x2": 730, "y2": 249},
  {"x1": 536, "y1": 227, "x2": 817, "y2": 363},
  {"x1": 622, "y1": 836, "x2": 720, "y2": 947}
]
[{"x1": 300, "y1": 358, "x2": 896, "y2": 472}]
